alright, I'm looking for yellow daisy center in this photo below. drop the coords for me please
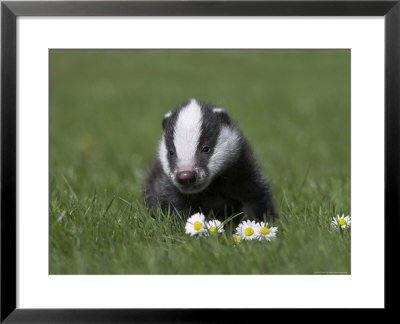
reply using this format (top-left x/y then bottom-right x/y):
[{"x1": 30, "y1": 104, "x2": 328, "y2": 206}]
[
  {"x1": 209, "y1": 226, "x2": 216, "y2": 233},
  {"x1": 338, "y1": 219, "x2": 347, "y2": 226},
  {"x1": 193, "y1": 221, "x2": 202, "y2": 231},
  {"x1": 260, "y1": 227, "x2": 270, "y2": 235},
  {"x1": 244, "y1": 227, "x2": 254, "y2": 236},
  {"x1": 233, "y1": 235, "x2": 240, "y2": 243}
]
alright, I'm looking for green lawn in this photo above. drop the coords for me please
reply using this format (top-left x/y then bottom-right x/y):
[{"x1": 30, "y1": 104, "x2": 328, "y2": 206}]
[{"x1": 49, "y1": 49, "x2": 351, "y2": 274}]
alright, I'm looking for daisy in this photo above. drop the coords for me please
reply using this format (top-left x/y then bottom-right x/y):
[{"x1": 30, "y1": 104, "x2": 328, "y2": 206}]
[
  {"x1": 207, "y1": 219, "x2": 224, "y2": 234},
  {"x1": 233, "y1": 233, "x2": 241, "y2": 244},
  {"x1": 258, "y1": 222, "x2": 278, "y2": 241},
  {"x1": 185, "y1": 213, "x2": 207, "y2": 236},
  {"x1": 331, "y1": 214, "x2": 351, "y2": 229},
  {"x1": 236, "y1": 220, "x2": 260, "y2": 240}
]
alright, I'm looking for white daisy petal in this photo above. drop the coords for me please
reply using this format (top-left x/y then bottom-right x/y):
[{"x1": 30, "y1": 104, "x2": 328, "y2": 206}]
[
  {"x1": 232, "y1": 233, "x2": 241, "y2": 244},
  {"x1": 258, "y1": 222, "x2": 278, "y2": 241},
  {"x1": 331, "y1": 214, "x2": 351, "y2": 230},
  {"x1": 235, "y1": 220, "x2": 261, "y2": 240},
  {"x1": 206, "y1": 219, "x2": 224, "y2": 233},
  {"x1": 185, "y1": 212, "x2": 207, "y2": 236}
]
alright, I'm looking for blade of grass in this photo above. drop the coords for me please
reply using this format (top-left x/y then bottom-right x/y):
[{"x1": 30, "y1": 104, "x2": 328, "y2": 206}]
[
  {"x1": 102, "y1": 196, "x2": 116, "y2": 218},
  {"x1": 62, "y1": 175, "x2": 78, "y2": 201}
]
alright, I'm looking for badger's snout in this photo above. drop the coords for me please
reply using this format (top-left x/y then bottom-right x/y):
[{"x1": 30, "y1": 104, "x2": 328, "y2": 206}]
[
  {"x1": 176, "y1": 170, "x2": 196, "y2": 185},
  {"x1": 173, "y1": 167, "x2": 209, "y2": 194}
]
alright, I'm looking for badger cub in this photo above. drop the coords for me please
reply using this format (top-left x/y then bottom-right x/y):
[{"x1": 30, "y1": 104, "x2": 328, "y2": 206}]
[{"x1": 143, "y1": 99, "x2": 275, "y2": 221}]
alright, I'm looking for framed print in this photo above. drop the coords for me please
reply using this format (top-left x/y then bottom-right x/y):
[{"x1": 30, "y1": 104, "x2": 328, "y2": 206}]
[{"x1": 1, "y1": 0, "x2": 399, "y2": 321}]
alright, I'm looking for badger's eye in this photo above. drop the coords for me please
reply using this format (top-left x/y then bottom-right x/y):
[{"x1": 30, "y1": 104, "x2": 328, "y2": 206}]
[
  {"x1": 169, "y1": 150, "x2": 174, "y2": 156},
  {"x1": 201, "y1": 146, "x2": 210, "y2": 153}
]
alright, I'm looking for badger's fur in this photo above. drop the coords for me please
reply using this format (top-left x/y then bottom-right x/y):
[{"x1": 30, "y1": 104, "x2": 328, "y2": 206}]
[{"x1": 143, "y1": 99, "x2": 275, "y2": 221}]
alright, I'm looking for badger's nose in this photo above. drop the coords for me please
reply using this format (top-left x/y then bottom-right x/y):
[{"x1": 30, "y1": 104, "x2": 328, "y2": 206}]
[{"x1": 177, "y1": 171, "x2": 196, "y2": 185}]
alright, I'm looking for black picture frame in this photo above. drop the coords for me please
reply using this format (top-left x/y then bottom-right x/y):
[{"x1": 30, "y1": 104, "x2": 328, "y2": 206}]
[{"x1": 1, "y1": 0, "x2": 399, "y2": 321}]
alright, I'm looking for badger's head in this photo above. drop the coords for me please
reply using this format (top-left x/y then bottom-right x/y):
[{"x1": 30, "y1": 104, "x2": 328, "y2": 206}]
[{"x1": 158, "y1": 99, "x2": 241, "y2": 194}]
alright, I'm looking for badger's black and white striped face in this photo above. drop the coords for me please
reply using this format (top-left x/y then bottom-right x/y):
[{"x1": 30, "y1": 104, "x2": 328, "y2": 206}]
[{"x1": 158, "y1": 99, "x2": 241, "y2": 194}]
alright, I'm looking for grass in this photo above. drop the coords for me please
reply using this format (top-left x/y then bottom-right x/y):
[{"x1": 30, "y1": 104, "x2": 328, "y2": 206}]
[{"x1": 49, "y1": 49, "x2": 350, "y2": 274}]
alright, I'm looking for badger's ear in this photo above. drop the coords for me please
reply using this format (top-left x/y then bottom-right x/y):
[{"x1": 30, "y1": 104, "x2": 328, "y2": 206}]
[
  {"x1": 162, "y1": 111, "x2": 172, "y2": 130},
  {"x1": 212, "y1": 107, "x2": 231, "y2": 125}
]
